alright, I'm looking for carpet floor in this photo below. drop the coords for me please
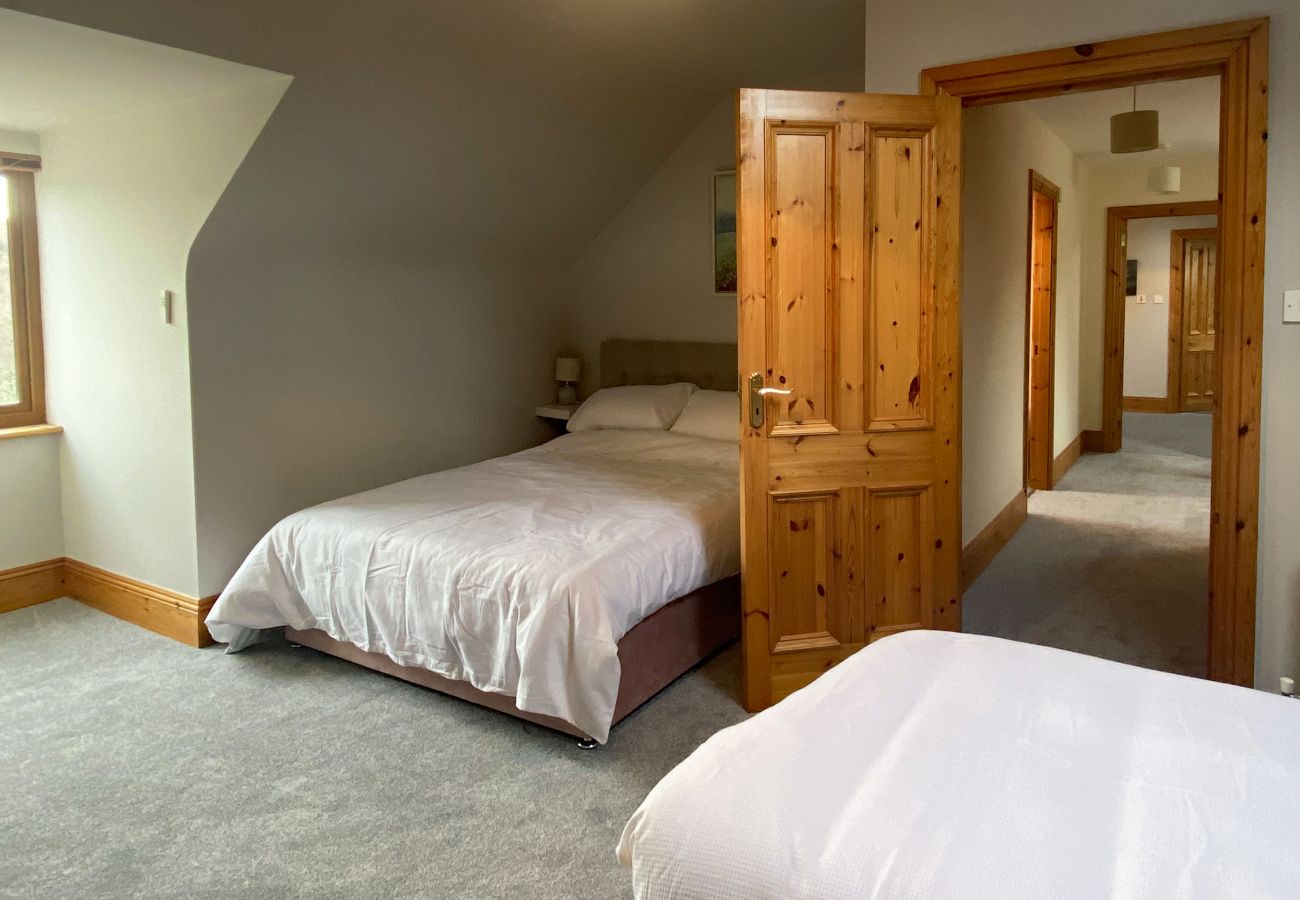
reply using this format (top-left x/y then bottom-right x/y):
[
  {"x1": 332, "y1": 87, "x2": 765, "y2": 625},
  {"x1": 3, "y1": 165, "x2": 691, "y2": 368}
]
[
  {"x1": 0, "y1": 600, "x2": 748, "y2": 900},
  {"x1": 962, "y1": 411, "x2": 1212, "y2": 677}
]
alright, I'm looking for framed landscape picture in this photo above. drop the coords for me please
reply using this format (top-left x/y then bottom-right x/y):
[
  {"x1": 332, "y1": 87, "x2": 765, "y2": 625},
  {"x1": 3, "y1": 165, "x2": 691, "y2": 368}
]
[{"x1": 713, "y1": 170, "x2": 736, "y2": 294}]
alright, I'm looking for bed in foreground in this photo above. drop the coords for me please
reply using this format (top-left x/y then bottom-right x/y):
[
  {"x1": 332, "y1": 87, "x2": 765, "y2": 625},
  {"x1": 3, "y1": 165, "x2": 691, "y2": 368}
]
[{"x1": 618, "y1": 630, "x2": 1300, "y2": 898}]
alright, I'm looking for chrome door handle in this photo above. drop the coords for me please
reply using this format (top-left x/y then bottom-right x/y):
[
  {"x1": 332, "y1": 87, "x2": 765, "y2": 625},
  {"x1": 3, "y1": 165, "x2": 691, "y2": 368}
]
[{"x1": 748, "y1": 372, "x2": 792, "y2": 428}]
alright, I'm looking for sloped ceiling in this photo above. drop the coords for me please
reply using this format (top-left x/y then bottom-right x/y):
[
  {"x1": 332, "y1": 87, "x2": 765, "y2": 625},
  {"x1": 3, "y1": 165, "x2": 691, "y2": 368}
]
[{"x1": 0, "y1": 0, "x2": 864, "y2": 262}]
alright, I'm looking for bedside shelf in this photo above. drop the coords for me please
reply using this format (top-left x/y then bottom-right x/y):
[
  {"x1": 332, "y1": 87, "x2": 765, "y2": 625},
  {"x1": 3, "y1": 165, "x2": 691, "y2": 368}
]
[{"x1": 536, "y1": 403, "x2": 580, "y2": 422}]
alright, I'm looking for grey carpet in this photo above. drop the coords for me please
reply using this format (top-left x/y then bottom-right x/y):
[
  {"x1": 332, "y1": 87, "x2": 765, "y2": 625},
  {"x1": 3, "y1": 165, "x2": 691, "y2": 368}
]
[
  {"x1": 0, "y1": 600, "x2": 747, "y2": 900},
  {"x1": 963, "y1": 411, "x2": 1211, "y2": 677}
]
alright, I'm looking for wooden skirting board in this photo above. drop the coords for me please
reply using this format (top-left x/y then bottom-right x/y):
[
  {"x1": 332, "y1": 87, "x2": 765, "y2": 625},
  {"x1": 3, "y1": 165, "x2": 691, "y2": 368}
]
[
  {"x1": 0, "y1": 557, "x2": 215, "y2": 647},
  {"x1": 960, "y1": 491, "x2": 1028, "y2": 593},
  {"x1": 0, "y1": 558, "x2": 67, "y2": 614},
  {"x1": 1122, "y1": 395, "x2": 1171, "y2": 413}
]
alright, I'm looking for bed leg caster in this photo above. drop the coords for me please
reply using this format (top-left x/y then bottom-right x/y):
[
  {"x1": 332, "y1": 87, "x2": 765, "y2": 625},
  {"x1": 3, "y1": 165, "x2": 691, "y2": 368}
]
[{"x1": 577, "y1": 738, "x2": 598, "y2": 750}]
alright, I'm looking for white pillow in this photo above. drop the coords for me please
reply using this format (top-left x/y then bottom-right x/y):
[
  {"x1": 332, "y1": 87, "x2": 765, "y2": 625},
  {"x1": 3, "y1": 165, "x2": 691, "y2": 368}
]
[
  {"x1": 669, "y1": 390, "x2": 739, "y2": 442},
  {"x1": 567, "y1": 383, "x2": 697, "y2": 432}
]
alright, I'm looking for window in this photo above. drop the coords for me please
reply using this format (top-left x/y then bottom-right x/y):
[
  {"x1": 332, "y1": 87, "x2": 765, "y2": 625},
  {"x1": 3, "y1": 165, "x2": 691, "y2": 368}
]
[{"x1": 0, "y1": 153, "x2": 44, "y2": 428}]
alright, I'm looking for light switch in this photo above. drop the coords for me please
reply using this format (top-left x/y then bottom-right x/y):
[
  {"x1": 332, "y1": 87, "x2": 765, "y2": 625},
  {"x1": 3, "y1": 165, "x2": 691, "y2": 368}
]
[
  {"x1": 1153, "y1": 294, "x2": 1164, "y2": 305},
  {"x1": 1135, "y1": 294, "x2": 1146, "y2": 304},
  {"x1": 1285, "y1": 289, "x2": 1300, "y2": 324}
]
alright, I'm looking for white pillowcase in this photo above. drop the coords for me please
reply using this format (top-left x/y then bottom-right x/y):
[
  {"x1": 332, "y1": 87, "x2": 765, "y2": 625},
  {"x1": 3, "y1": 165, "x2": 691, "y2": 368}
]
[
  {"x1": 668, "y1": 390, "x2": 739, "y2": 442},
  {"x1": 567, "y1": 383, "x2": 697, "y2": 432}
]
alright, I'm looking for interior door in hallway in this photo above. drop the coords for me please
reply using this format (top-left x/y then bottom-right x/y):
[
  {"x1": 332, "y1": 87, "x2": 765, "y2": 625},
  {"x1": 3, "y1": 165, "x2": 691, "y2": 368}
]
[
  {"x1": 1175, "y1": 230, "x2": 1217, "y2": 412},
  {"x1": 1026, "y1": 172, "x2": 1059, "y2": 491},
  {"x1": 737, "y1": 89, "x2": 961, "y2": 711}
]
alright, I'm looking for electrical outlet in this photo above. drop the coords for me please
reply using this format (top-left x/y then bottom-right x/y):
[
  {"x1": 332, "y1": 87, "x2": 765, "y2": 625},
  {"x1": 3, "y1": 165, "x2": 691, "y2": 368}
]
[{"x1": 1284, "y1": 290, "x2": 1300, "y2": 324}]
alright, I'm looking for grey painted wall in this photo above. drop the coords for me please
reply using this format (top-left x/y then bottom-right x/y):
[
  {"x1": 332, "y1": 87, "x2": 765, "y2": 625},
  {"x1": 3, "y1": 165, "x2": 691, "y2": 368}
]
[{"x1": 2, "y1": 1, "x2": 864, "y2": 593}]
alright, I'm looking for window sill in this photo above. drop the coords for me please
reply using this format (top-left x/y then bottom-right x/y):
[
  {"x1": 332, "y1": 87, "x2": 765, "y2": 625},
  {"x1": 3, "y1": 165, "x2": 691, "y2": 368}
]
[{"x1": 0, "y1": 423, "x2": 63, "y2": 442}]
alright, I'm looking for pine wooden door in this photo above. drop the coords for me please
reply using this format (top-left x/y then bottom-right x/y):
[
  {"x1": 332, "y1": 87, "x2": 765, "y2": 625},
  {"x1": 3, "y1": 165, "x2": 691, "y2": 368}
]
[
  {"x1": 1178, "y1": 232, "x2": 1217, "y2": 412},
  {"x1": 737, "y1": 90, "x2": 961, "y2": 711}
]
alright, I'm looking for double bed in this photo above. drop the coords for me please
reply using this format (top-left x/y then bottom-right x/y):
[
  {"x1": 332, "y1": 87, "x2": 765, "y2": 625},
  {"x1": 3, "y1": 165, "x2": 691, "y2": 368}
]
[
  {"x1": 205, "y1": 339, "x2": 741, "y2": 744},
  {"x1": 618, "y1": 630, "x2": 1300, "y2": 897}
]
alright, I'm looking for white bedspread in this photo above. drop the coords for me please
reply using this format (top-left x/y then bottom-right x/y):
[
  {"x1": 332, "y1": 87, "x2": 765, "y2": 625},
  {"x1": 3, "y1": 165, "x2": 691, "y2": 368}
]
[
  {"x1": 206, "y1": 430, "x2": 739, "y2": 742},
  {"x1": 618, "y1": 631, "x2": 1300, "y2": 898}
]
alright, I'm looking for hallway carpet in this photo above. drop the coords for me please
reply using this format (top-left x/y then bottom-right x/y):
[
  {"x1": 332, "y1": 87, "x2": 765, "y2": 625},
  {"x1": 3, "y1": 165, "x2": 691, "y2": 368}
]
[
  {"x1": 0, "y1": 600, "x2": 747, "y2": 900},
  {"x1": 963, "y1": 412, "x2": 1211, "y2": 677}
]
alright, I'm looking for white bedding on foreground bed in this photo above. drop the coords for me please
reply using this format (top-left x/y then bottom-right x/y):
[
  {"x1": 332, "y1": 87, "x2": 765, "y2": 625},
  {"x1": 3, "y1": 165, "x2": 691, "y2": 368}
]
[
  {"x1": 618, "y1": 630, "x2": 1300, "y2": 898},
  {"x1": 206, "y1": 430, "x2": 739, "y2": 742}
]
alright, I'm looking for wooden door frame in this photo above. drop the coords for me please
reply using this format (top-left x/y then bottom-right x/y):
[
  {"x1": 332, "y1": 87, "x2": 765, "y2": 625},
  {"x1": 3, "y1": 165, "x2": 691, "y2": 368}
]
[
  {"x1": 1025, "y1": 170, "x2": 1060, "y2": 491},
  {"x1": 1168, "y1": 226, "x2": 1220, "y2": 411},
  {"x1": 1105, "y1": 201, "x2": 1219, "y2": 433},
  {"x1": 921, "y1": 17, "x2": 1269, "y2": 687}
]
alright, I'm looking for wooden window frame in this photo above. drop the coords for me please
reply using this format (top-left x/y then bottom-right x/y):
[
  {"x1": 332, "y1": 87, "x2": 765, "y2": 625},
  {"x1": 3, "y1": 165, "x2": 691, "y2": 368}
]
[
  {"x1": 1, "y1": 157, "x2": 46, "y2": 429},
  {"x1": 921, "y1": 17, "x2": 1269, "y2": 687}
]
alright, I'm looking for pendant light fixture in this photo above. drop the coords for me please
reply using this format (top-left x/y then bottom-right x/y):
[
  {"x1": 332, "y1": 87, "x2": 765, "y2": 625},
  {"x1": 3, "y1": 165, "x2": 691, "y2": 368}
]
[{"x1": 1110, "y1": 85, "x2": 1159, "y2": 154}]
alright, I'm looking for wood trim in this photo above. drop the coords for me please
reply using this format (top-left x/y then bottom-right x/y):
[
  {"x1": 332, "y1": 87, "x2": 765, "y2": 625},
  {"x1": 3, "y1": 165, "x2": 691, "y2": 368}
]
[
  {"x1": 1050, "y1": 432, "x2": 1083, "y2": 487},
  {"x1": 0, "y1": 150, "x2": 42, "y2": 173},
  {"x1": 923, "y1": 18, "x2": 1267, "y2": 686},
  {"x1": 62, "y1": 560, "x2": 215, "y2": 648},
  {"x1": 1104, "y1": 201, "x2": 1220, "y2": 450},
  {"x1": 0, "y1": 170, "x2": 47, "y2": 429},
  {"x1": 961, "y1": 491, "x2": 1029, "y2": 592},
  {"x1": 1081, "y1": 429, "x2": 1104, "y2": 452},
  {"x1": 920, "y1": 18, "x2": 1265, "y2": 103},
  {"x1": 1168, "y1": 227, "x2": 1220, "y2": 413},
  {"x1": 0, "y1": 558, "x2": 66, "y2": 614},
  {"x1": 1123, "y1": 395, "x2": 1172, "y2": 413},
  {"x1": 1024, "y1": 170, "x2": 1059, "y2": 491},
  {"x1": 0, "y1": 423, "x2": 62, "y2": 441}
]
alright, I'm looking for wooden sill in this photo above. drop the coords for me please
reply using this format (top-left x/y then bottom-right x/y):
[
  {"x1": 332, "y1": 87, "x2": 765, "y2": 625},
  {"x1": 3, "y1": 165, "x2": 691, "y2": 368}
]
[{"x1": 0, "y1": 423, "x2": 63, "y2": 442}]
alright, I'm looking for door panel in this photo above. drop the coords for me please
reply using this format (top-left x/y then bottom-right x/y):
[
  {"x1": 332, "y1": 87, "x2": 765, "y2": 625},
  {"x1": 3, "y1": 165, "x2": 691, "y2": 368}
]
[
  {"x1": 1180, "y1": 235, "x2": 1217, "y2": 411},
  {"x1": 869, "y1": 132, "x2": 932, "y2": 430},
  {"x1": 767, "y1": 125, "x2": 837, "y2": 434},
  {"x1": 739, "y1": 89, "x2": 961, "y2": 711}
]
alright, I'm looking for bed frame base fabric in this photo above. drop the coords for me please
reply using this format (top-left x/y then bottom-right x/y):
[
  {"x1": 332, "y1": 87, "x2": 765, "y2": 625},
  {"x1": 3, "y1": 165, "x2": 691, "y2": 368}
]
[{"x1": 285, "y1": 575, "x2": 739, "y2": 741}]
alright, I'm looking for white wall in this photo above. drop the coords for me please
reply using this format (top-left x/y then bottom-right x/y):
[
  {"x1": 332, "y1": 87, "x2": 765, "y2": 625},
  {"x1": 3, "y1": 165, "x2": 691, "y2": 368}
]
[
  {"x1": 960, "y1": 103, "x2": 1086, "y2": 542},
  {"x1": 0, "y1": 434, "x2": 62, "y2": 570},
  {"x1": 0, "y1": 128, "x2": 39, "y2": 155},
  {"x1": 563, "y1": 95, "x2": 738, "y2": 394},
  {"x1": 1123, "y1": 214, "x2": 1217, "y2": 398},
  {"x1": 864, "y1": 0, "x2": 1300, "y2": 689},
  {"x1": 37, "y1": 77, "x2": 289, "y2": 595},
  {"x1": 1079, "y1": 154, "x2": 1218, "y2": 418}
]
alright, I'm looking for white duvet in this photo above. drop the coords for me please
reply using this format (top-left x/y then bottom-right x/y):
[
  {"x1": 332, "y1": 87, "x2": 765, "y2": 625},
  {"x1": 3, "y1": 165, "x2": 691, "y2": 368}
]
[
  {"x1": 618, "y1": 630, "x2": 1300, "y2": 898},
  {"x1": 205, "y1": 430, "x2": 739, "y2": 742}
]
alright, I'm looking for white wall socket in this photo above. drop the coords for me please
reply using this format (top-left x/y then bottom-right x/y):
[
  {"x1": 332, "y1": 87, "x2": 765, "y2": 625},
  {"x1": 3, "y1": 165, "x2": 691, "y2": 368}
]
[{"x1": 1284, "y1": 289, "x2": 1300, "y2": 324}]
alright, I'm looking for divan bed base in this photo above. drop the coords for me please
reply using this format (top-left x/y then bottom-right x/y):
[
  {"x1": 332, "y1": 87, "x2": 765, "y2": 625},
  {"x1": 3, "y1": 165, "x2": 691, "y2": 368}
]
[{"x1": 284, "y1": 575, "x2": 740, "y2": 741}]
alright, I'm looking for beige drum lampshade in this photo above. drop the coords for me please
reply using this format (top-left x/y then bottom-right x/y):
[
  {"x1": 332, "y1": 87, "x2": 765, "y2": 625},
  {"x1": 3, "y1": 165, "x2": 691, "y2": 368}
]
[
  {"x1": 555, "y1": 357, "x2": 581, "y2": 383},
  {"x1": 1110, "y1": 109, "x2": 1159, "y2": 154},
  {"x1": 1148, "y1": 165, "x2": 1181, "y2": 194}
]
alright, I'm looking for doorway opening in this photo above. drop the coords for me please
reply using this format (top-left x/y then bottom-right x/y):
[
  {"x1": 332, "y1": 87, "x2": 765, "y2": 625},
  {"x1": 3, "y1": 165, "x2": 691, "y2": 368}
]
[{"x1": 924, "y1": 18, "x2": 1268, "y2": 685}]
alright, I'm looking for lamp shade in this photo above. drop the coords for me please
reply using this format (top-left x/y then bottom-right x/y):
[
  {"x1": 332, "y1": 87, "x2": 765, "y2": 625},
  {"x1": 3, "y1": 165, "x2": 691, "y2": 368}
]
[
  {"x1": 1148, "y1": 165, "x2": 1181, "y2": 194},
  {"x1": 554, "y1": 357, "x2": 581, "y2": 382},
  {"x1": 1110, "y1": 109, "x2": 1159, "y2": 154}
]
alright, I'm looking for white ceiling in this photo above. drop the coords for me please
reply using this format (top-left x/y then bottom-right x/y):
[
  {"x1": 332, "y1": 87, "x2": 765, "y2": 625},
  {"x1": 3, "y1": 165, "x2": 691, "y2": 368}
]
[
  {"x1": 0, "y1": 9, "x2": 286, "y2": 133},
  {"x1": 1021, "y1": 76, "x2": 1220, "y2": 158}
]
